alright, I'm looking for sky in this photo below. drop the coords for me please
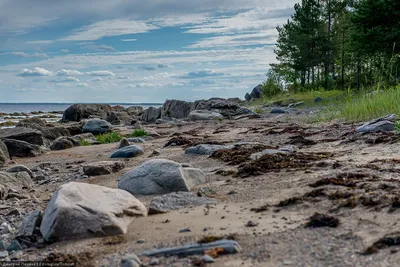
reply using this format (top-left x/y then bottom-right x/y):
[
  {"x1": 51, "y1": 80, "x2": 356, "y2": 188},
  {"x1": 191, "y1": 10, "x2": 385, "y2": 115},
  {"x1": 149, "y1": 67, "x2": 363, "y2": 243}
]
[{"x1": 0, "y1": 0, "x2": 297, "y2": 103}]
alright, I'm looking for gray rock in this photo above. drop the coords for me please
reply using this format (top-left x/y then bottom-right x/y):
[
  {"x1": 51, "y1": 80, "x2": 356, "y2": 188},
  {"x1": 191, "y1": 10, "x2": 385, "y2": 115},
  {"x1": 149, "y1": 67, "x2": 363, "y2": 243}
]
[
  {"x1": 149, "y1": 149, "x2": 161, "y2": 157},
  {"x1": 127, "y1": 138, "x2": 145, "y2": 143},
  {"x1": 314, "y1": 97, "x2": 323, "y2": 103},
  {"x1": 119, "y1": 138, "x2": 130, "y2": 149},
  {"x1": 118, "y1": 159, "x2": 206, "y2": 195},
  {"x1": 62, "y1": 104, "x2": 112, "y2": 122},
  {"x1": 193, "y1": 98, "x2": 253, "y2": 118},
  {"x1": 106, "y1": 111, "x2": 130, "y2": 125},
  {"x1": 2, "y1": 139, "x2": 41, "y2": 158},
  {"x1": 121, "y1": 253, "x2": 141, "y2": 267},
  {"x1": 0, "y1": 250, "x2": 8, "y2": 259},
  {"x1": 162, "y1": 100, "x2": 193, "y2": 119},
  {"x1": 149, "y1": 192, "x2": 217, "y2": 214},
  {"x1": 185, "y1": 144, "x2": 234, "y2": 155},
  {"x1": 270, "y1": 108, "x2": 287, "y2": 114},
  {"x1": 6, "y1": 240, "x2": 22, "y2": 252},
  {"x1": 40, "y1": 182, "x2": 147, "y2": 242},
  {"x1": 356, "y1": 114, "x2": 397, "y2": 133},
  {"x1": 83, "y1": 161, "x2": 125, "y2": 176},
  {"x1": 72, "y1": 133, "x2": 96, "y2": 141},
  {"x1": 245, "y1": 84, "x2": 263, "y2": 101},
  {"x1": 0, "y1": 127, "x2": 44, "y2": 145},
  {"x1": 82, "y1": 119, "x2": 112, "y2": 134},
  {"x1": 16, "y1": 210, "x2": 42, "y2": 240},
  {"x1": 6, "y1": 165, "x2": 33, "y2": 179},
  {"x1": 0, "y1": 172, "x2": 32, "y2": 198},
  {"x1": 110, "y1": 145, "x2": 144, "y2": 159},
  {"x1": 121, "y1": 259, "x2": 140, "y2": 267},
  {"x1": 0, "y1": 140, "x2": 10, "y2": 165},
  {"x1": 50, "y1": 136, "x2": 80, "y2": 151},
  {"x1": 126, "y1": 106, "x2": 144, "y2": 116},
  {"x1": 16, "y1": 117, "x2": 70, "y2": 140},
  {"x1": 187, "y1": 110, "x2": 223, "y2": 121},
  {"x1": 141, "y1": 107, "x2": 161, "y2": 123}
]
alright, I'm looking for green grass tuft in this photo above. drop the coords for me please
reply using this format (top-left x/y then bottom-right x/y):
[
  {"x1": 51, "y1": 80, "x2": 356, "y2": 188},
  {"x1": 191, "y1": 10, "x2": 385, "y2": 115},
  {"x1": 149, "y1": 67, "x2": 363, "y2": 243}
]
[
  {"x1": 79, "y1": 140, "x2": 92, "y2": 146},
  {"x1": 395, "y1": 121, "x2": 400, "y2": 134},
  {"x1": 131, "y1": 129, "x2": 148, "y2": 137},
  {"x1": 96, "y1": 132, "x2": 122, "y2": 144}
]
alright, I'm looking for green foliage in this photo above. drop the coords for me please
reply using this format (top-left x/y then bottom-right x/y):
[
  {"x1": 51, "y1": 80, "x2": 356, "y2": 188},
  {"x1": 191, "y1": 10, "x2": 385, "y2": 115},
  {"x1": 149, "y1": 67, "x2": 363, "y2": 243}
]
[
  {"x1": 131, "y1": 129, "x2": 148, "y2": 137},
  {"x1": 96, "y1": 132, "x2": 122, "y2": 144},
  {"x1": 79, "y1": 140, "x2": 91, "y2": 146},
  {"x1": 395, "y1": 121, "x2": 400, "y2": 134},
  {"x1": 254, "y1": 107, "x2": 266, "y2": 114},
  {"x1": 261, "y1": 69, "x2": 283, "y2": 98}
]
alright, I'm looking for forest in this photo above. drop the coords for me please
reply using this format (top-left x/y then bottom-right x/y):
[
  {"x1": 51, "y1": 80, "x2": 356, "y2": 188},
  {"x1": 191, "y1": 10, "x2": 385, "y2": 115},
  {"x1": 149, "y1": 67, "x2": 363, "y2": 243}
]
[{"x1": 268, "y1": 0, "x2": 400, "y2": 92}]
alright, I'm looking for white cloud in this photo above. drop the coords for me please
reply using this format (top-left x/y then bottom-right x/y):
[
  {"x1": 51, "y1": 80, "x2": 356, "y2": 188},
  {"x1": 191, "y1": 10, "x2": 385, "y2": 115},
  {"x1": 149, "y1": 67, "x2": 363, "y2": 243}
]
[
  {"x1": 117, "y1": 76, "x2": 130, "y2": 79},
  {"x1": 57, "y1": 69, "x2": 83, "y2": 76},
  {"x1": 49, "y1": 76, "x2": 80, "y2": 83},
  {"x1": 61, "y1": 49, "x2": 70, "y2": 53},
  {"x1": 61, "y1": 19, "x2": 159, "y2": 41},
  {"x1": 91, "y1": 77, "x2": 104, "y2": 82},
  {"x1": 86, "y1": 70, "x2": 115, "y2": 76},
  {"x1": 77, "y1": 82, "x2": 89, "y2": 87},
  {"x1": 121, "y1": 38, "x2": 137, "y2": 42},
  {"x1": 25, "y1": 40, "x2": 54, "y2": 45},
  {"x1": 180, "y1": 69, "x2": 227, "y2": 79},
  {"x1": 8, "y1": 52, "x2": 48, "y2": 58},
  {"x1": 17, "y1": 67, "x2": 53, "y2": 77},
  {"x1": 84, "y1": 44, "x2": 117, "y2": 51}
]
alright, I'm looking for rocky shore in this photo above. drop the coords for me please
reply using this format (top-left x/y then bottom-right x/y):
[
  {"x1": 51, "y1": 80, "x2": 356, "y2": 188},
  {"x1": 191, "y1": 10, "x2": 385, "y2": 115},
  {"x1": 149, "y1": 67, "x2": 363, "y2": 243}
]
[{"x1": 0, "y1": 96, "x2": 400, "y2": 266}]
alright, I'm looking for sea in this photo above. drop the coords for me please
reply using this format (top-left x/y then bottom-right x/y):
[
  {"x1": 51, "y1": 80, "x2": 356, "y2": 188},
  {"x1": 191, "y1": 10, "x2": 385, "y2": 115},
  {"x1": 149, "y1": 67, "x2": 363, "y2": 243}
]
[{"x1": 0, "y1": 103, "x2": 163, "y2": 128}]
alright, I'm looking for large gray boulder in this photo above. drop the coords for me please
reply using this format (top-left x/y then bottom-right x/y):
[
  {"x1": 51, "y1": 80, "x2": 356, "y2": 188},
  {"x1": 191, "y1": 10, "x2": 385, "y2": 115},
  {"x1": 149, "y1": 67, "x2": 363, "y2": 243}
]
[
  {"x1": 0, "y1": 172, "x2": 32, "y2": 199},
  {"x1": 141, "y1": 107, "x2": 161, "y2": 123},
  {"x1": 356, "y1": 114, "x2": 397, "y2": 133},
  {"x1": 149, "y1": 192, "x2": 217, "y2": 214},
  {"x1": 162, "y1": 100, "x2": 193, "y2": 119},
  {"x1": 62, "y1": 104, "x2": 112, "y2": 122},
  {"x1": 185, "y1": 144, "x2": 234, "y2": 155},
  {"x1": 0, "y1": 140, "x2": 10, "y2": 165},
  {"x1": 82, "y1": 119, "x2": 112, "y2": 134},
  {"x1": 118, "y1": 159, "x2": 206, "y2": 195},
  {"x1": 187, "y1": 110, "x2": 223, "y2": 121},
  {"x1": 106, "y1": 111, "x2": 131, "y2": 125},
  {"x1": 2, "y1": 139, "x2": 41, "y2": 157},
  {"x1": 50, "y1": 136, "x2": 80, "y2": 151},
  {"x1": 40, "y1": 182, "x2": 147, "y2": 242},
  {"x1": 110, "y1": 145, "x2": 144, "y2": 159},
  {"x1": 0, "y1": 127, "x2": 44, "y2": 145},
  {"x1": 16, "y1": 117, "x2": 70, "y2": 140},
  {"x1": 193, "y1": 98, "x2": 254, "y2": 118},
  {"x1": 126, "y1": 106, "x2": 144, "y2": 116},
  {"x1": 83, "y1": 161, "x2": 125, "y2": 176},
  {"x1": 245, "y1": 84, "x2": 263, "y2": 101},
  {"x1": 6, "y1": 165, "x2": 34, "y2": 179}
]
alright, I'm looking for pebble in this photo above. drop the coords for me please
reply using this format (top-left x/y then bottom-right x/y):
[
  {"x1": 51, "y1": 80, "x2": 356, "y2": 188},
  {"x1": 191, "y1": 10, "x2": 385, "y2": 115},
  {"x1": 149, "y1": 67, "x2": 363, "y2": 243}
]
[
  {"x1": 121, "y1": 253, "x2": 141, "y2": 265},
  {"x1": 9, "y1": 250, "x2": 23, "y2": 260},
  {"x1": 121, "y1": 259, "x2": 140, "y2": 267},
  {"x1": 201, "y1": 255, "x2": 216, "y2": 263},
  {"x1": 179, "y1": 228, "x2": 191, "y2": 233},
  {"x1": 149, "y1": 258, "x2": 160, "y2": 265},
  {"x1": 136, "y1": 239, "x2": 145, "y2": 244},
  {"x1": 7, "y1": 209, "x2": 21, "y2": 216},
  {"x1": 0, "y1": 250, "x2": 8, "y2": 259}
]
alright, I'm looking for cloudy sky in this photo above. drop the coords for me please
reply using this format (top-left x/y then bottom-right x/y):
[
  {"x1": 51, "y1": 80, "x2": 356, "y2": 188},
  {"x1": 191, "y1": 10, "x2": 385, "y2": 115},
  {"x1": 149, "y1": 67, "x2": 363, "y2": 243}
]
[{"x1": 0, "y1": 0, "x2": 297, "y2": 103}]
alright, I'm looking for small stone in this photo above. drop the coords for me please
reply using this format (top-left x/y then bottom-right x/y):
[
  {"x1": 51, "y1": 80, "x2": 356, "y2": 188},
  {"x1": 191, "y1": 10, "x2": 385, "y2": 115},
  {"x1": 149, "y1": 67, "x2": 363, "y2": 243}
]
[
  {"x1": 201, "y1": 255, "x2": 216, "y2": 263},
  {"x1": 119, "y1": 138, "x2": 131, "y2": 149},
  {"x1": 0, "y1": 250, "x2": 8, "y2": 259},
  {"x1": 9, "y1": 250, "x2": 23, "y2": 260},
  {"x1": 149, "y1": 258, "x2": 160, "y2": 266},
  {"x1": 149, "y1": 149, "x2": 161, "y2": 157},
  {"x1": 136, "y1": 239, "x2": 145, "y2": 244},
  {"x1": 270, "y1": 108, "x2": 287, "y2": 114},
  {"x1": 6, "y1": 240, "x2": 22, "y2": 252},
  {"x1": 121, "y1": 253, "x2": 141, "y2": 267},
  {"x1": 179, "y1": 228, "x2": 191, "y2": 233},
  {"x1": 7, "y1": 209, "x2": 21, "y2": 216},
  {"x1": 245, "y1": 221, "x2": 259, "y2": 227}
]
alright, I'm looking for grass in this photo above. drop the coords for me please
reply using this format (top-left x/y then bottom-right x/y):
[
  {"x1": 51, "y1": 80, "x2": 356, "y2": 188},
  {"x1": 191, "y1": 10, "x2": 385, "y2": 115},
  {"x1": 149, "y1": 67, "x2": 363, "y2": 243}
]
[
  {"x1": 395, "y1": 121, "x2": 400, "y2": 134},
  {"x1": 96, "y1": 132, "x2": 122, "y2": 144},
  {"x1": 79, "y1": 140, "x2": 92, "y2": 146},
  {"x1": 131, "y1": 129, "x2": 148, "y2": 137}
]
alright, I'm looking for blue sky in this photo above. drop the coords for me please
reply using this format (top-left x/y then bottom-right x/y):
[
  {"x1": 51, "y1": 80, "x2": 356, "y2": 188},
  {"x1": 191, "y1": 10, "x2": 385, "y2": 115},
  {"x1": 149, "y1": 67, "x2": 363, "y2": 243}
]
[{"x1": 0, "y1": 0, "x2": 296, "y2": 103}]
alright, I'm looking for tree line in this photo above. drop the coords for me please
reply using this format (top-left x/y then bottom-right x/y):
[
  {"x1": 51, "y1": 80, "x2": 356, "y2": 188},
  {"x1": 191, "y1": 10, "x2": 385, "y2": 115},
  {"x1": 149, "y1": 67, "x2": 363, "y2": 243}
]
[{"x1": 269, "y1": 0, "x2": 400, "y2": 92}]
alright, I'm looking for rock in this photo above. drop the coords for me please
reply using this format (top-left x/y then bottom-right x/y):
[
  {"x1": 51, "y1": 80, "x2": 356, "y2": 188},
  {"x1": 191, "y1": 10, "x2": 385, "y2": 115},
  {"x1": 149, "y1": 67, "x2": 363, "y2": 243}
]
[
  {"x1": 314, "y1": 97, "x2": 323, "y2": 103},
  {"x1": 0, "y1": 250, "x2": 8, "y2": 259},
  {"x1": 62, "y1": 104, "x2": 112, "y2": 122},
  {"x1": 16, "y1": 210, "x2": 42, "y2": 241},
  {"x1": 6, "y1": 165, "x2": 34, "y2": 179},
  {"x1": 127, "y1": 138, "x2": 145, "y2": 143},
  {"x1": 82, "y1": 119, "x2": 112, "y2": 134},
  {"x1": 250, "y1": 148, "x2": 291, "y2": 161},
  {"x1": 83, "y1": 161, "x2": 125, "y2": 176},
  {"x1": 187, "y1": 110, "x2": 223, "y2": 121},
  {"x1": 155, "y1": 118, "x2": 178, "y2": 124},
  {"x1": 16, "y1": 117, "x2": 70, "y2": 140},
  {"x1": 149, "y1": 192, "x2": 217, "y2": 214},
  {"x1": 270, "y1": 108, "x2": 287, "y2": 114},
  {"x1": 121, "y1": 253, "x2": 141, "y2": 267},
  {"x1": 50, "y1": 137, "x2": 80, "y2": 151},
  {"x1": 179, "y1": 228, "x2": 191, "y2": 233},
  {"x1": 6, "y1": 240, "x2": 22, "y2": 252},
  {"x1": 106, "y1": 111, "x2": 130, "y2": 125},
  {"x1": 356, "y1": 114, "x2": 397, "y2": 133},
  {"x1": 118, "y1": 159, "x2": 206, "y2": 195},
  {"x1": 63, "y1": 122, "x2": 84, "y2": 136},
  {"x1": 2, "y1": 139, "x2": 41, "y2": 158},
  {"x1": 162, "y1": 100, "x2": 193, "y2": 119},
  {"x1": 126, "y1": 106, "x2": 144, "y2": 116},
  {"x1": 149, "y1": 149, "x2": 161, "y2": 157},
  {"x1": 245, "y1": 84, "x2": 263, "y2": 101},
  {"x1": 0, "y1": 172, "x2": 32, "y2": 198},
  {"x1": 0, "y1": 127, "x2": 44, "y2": 145},
  {"x1": 40, "y1": 182, "x2": 147, "y2": 242},
  {"x1": 110, "y1": 146, "x2": 144, "y2": 159},
  {"x1": 0, "y1": 140, "x2": 10, "y2": 165},
  {"x1": 137, "y1": 239, "x2": 145, "y2": 244},
  {"x1": 141, "y1": 240, "x2": 241, "y2": 257},
  {"x1": 7, "y1": 208, "x2": 21, "y2": 216},
  {"x1": 141, "y1": 107, "x2": 161, "y2": 123},
  {"x1": 201, "y1": 255, "x2": 216, "y2": 263},
  {"x1": 194, "y1": 98, "x2": 254, "y2": 118},
  {"x1": 72, "y1": 133, "x2": 96, "y2": 141},
  {"x1": 119, "y1": 138, "x2": 130, "y2": 149},
  {"x1": 149, "y1": 258, "x2": 160, "y2": 265},
  {"x1": 185, "y1": 144, "x2": 234, "y2": 155}
]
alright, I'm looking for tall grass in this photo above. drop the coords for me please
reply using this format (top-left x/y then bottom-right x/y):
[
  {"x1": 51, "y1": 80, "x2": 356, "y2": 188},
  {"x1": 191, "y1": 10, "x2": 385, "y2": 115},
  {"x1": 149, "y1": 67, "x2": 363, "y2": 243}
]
[
  {"x1": 131, "y1": 129, "x2": 148, "y2": 137},
  {"x1": 96, "y1": 132, "x2": 122, "y2": 144}
]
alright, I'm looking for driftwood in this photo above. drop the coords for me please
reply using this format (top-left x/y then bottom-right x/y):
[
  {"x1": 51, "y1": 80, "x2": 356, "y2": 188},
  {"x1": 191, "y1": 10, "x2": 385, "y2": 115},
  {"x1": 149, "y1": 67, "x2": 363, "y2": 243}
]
[{"x1": 141, "y1": 240, "x2": 241, "y2": 257}]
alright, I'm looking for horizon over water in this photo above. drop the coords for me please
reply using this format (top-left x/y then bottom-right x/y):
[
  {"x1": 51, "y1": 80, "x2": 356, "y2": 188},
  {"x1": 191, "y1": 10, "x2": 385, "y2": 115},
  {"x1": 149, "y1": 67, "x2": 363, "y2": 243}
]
[{"x1": 0, "y1": 102, "x2": 163, "y2": 114}]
